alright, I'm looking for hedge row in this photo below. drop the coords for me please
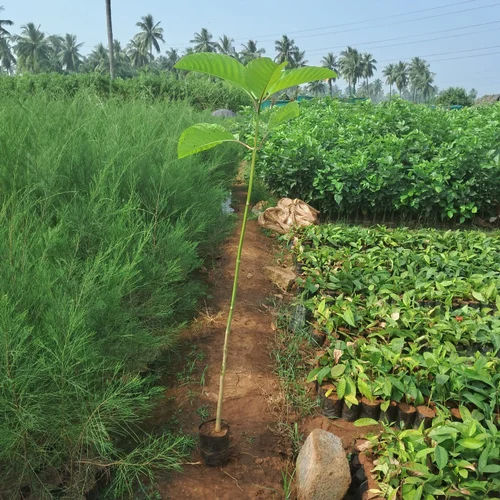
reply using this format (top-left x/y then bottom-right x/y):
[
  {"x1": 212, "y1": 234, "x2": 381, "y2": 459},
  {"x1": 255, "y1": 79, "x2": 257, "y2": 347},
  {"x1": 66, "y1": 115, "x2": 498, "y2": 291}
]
[{"x1": 257, "y1": 99, "x2": 500, "y2": 222}]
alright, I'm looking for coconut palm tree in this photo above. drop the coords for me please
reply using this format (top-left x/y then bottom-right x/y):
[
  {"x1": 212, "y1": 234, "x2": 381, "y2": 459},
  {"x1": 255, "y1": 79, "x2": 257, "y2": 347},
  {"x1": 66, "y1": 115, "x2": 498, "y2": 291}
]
[
  {"x1": 307, "y1": 79, "x2": 327, "y2": 96},
  {"x1": 0, "y1": 5, "x2": 13, "y2": 37},
  {"x1": 127, "y1": 37, "x2": 150, "y2": 68},
  {"x1": 383, "y1": 63, "x2": 396, "y2": 98},
  {"x1": 409, "y1": 57, "x2": 429, "y2": 102},
  {"x1": 361, "y1": 52, "x2": 377, "y2": 88},
  {"x1": 239, "y1": 39, "x2": 265, "y2": 64},
  {"x1": 217, "y1": 34, "x2": 237, "y2": 57},
  {"x1": 417, "y1": 69, "x2": 436, "y2": 102},
  {"x1": 190, "y1": 28, "x2": 216, "y2": 53},
  {"x1": 274, "y1": 35, "x2": 296, "y2": 64},
  {"x1": 321, "y1": 52, "x2": 338, "y2": 97},
  {"x1": 105, "y1": 0, "x2": 114, "y2": 78},
  {"x1": 60, "y1": 33, "x2": 83, "y2": 72},
  {"x1": 370, "y1": 78, "x2": 384, "y2": 101},
  {"x1": 112, "y1": 40, "x2": 133, "y2": 77},
  {"x1": 0, "y1": 6, "x2": 15, "y2": 73},
  {"x1": 155, "y1": 47, "x2": 180, "y2": 75},
  {"x1": 46, "y1": 34, "x2": 64, "y2": 72},
  {"x1": 0, "y1": 37, "x2": 15, "y2": 72},
  {"x1": 135, "y1": 14, "x2": 164, "y2": 60},
  {"x1": 393, "y1": 61, "x2": 408, "y2": 96},
  {"x1": 339, "y1": 46, "x2": 362, "y2": 95},
  {"x1": 165, "y1": 47, "x2": 180, "y2": 69},
  {"x1": 290, "y1": 48, "x2": 307, "y2": 68},
  {"x1": 14, "y1": 23, "x2": 49, "y2": 73},
  {"x1": 86, "y1": 43, "x2": 109, "y2": 73}
]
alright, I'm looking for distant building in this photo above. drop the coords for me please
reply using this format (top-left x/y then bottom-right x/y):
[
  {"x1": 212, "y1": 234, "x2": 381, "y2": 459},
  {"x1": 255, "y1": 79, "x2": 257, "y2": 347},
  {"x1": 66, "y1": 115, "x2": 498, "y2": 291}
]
[{"x1": 476, "y1": 94, "x2": 500, "y2": 105}]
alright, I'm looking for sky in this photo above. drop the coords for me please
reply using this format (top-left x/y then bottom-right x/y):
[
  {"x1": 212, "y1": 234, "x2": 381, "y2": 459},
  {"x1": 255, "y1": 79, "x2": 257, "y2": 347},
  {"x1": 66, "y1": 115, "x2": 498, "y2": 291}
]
[{"x1": 3, "y1": 0, "x2": 500, "y2": 95}]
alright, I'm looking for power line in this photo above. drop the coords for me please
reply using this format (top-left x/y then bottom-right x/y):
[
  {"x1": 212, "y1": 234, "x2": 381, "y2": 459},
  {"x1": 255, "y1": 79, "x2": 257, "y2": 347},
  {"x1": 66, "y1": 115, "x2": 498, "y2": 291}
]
[
  {"x1": 304, "y1": 20, "x2": 500, "y2": 55},
  {"x1": 376, "y1": 43, "x2": 500, "y2": 64},
  {"x1": 427, "y1": 49, "x2": 500, "y2": 63},
  {"x1": 234, "y1": 0, "x2": 479, "y2": 41},
  {"x1": 247, "y1": 1, "x2": 500, "y2": 44}
]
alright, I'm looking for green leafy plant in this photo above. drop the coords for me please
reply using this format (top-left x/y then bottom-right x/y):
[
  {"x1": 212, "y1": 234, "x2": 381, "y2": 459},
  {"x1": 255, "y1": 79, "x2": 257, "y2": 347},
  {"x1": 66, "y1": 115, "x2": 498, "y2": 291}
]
[
  {"x1": 367, "y1": 408, "x2": 500, "y2": 499},
  {"x1": 0, "y1": 95, "x2": 236, "y2": 497},
  {"x1": 297, "y1": 224, "x2": 499, "y2": 415},
  {"x1": 174, "y1": 52, "x2": 335, "y2": 432},
  {"x1": 257, "y1": 99, "x2": 500, "y2": 222}
]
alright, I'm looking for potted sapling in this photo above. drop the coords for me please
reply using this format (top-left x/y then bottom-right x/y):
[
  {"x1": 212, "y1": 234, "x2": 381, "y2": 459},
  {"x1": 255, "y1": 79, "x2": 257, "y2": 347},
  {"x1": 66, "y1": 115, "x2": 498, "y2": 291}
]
[{"x1": 175, "y1": 53, "x2": 335, "y2": 465}]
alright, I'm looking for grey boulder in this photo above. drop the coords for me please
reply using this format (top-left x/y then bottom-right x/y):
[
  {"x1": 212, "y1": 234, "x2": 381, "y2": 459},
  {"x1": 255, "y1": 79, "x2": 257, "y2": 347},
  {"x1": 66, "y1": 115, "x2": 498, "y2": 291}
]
[
  {"x1": 211, "y1": 108, "x2": 236, "y2": 118},
  {"x1": 296, "y1": 429, "x2": 351, "y2": 500}
]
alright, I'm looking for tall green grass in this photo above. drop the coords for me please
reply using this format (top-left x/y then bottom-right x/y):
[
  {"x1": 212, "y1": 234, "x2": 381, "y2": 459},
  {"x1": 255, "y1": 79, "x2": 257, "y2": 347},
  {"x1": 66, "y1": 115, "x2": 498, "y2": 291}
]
[{"x1": 0, "y1": 94, "x2": 237, "y2": 497}]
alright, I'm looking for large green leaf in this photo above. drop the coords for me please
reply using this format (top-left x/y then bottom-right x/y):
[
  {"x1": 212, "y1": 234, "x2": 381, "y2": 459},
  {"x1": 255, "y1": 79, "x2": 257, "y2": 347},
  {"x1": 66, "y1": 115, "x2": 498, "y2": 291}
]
[
  {"x1": 244, "y1": 58, "x2": 281, "y2": 99},
  {"x1": 267, "y1": 66, "x2": 336, "y2": 96},
  {"x1": 174, "y1": 53, "x2": 248, "y2": 92},
  {"x1": 268, "y1": 101, "x2": 300, "y2": 129},
  {"x1": 175, "y1": 54, "x2": 336, "y2": 104},
  {"x1": 354, "y1": 418, "x2": 379, "y2": 427},
  {"x1": 177, "y1": 123, "x2": 235, "y2": 159}
]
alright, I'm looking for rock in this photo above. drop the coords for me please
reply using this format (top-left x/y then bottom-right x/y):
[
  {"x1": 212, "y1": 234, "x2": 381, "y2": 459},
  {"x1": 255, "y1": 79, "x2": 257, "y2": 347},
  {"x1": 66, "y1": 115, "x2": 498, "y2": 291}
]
[
  {"x1": 296, "y1": 429, "x2": 351, "y2": 500},
  {"x1": 264, "y1": 265, "x2": 296, "y2": 291},
  {"x1": 211, "y1": 108, "x2": 236, "y2": 118}
]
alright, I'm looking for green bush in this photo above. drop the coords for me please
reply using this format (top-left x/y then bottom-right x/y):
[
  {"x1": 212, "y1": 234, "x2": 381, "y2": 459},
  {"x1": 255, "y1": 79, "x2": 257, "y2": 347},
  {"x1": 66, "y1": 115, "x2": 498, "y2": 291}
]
[
  {"x1": 0, "y1": 95, "x2": 237, "y2": 497},
  {"x1": 257, "y1": 99, "x2": 500, "y2": 222},
  {"x1": 436, "y1": 86, "x2": 475, "y2": 107},
  {"x1": 0, "y1": 72, "x2": 251, "y2": 110}
]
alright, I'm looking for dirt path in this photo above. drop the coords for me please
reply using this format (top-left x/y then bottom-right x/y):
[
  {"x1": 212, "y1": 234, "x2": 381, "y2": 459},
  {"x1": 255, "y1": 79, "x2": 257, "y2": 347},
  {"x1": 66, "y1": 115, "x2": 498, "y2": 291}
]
[{"x1": 158, "y1": 186, "x2": 287, "y2": 499}]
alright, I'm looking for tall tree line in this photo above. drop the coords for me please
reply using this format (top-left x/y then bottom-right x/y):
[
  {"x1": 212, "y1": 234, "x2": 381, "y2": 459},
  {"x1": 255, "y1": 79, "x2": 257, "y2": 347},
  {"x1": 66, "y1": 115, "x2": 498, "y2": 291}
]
[{"x1": 0, "y1": 4, "x2": 442, "y2": 102}]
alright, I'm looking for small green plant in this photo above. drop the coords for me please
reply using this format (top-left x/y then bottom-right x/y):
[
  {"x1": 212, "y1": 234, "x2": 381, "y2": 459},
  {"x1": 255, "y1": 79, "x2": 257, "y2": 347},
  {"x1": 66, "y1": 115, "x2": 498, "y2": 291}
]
[
  {"x1": 257, "y1": 99, "x2": 500, "y2": 222},
  {"x1": 366, "y1": 408, "x2": 500, "y2": 498},
  {"x1": 282, "y1": 465, "x2": 296, "y2": 500},
  {"x1": 175, "y1": 52, "x2": 335, "y2": 432},
  {"x1": 298, "y1": 224, "x2": 499, "y2": 417},
  {"x1": 0, "y1": 95, "x2": 237, "y2": 496},
  {"x1": 196, "y1": 405, "x2": 211, "y2": 422}
]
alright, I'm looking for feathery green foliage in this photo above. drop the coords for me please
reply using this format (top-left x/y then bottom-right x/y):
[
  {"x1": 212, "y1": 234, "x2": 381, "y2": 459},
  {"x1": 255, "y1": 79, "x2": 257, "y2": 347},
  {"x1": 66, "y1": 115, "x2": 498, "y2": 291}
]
[
  {"x1": 0, "y1": 72, "x2": 251, "y2": 110},
  {"x1": 0, "y1": 94, "x2": 237, "y2": 497}
]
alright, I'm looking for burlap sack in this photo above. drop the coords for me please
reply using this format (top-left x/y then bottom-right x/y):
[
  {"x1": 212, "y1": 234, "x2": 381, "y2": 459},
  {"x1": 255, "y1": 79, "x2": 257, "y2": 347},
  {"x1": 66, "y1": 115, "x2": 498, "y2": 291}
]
[{"x1": 258, "y1": 198, "x2": 319, "y2": 234}]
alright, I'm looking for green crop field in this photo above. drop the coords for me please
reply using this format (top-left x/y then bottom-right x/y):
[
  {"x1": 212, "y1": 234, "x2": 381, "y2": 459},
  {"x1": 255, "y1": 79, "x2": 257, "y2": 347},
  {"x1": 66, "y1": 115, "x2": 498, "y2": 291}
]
[{"x1": 0, "y1": 94, "x2": 237, "y2": 497}]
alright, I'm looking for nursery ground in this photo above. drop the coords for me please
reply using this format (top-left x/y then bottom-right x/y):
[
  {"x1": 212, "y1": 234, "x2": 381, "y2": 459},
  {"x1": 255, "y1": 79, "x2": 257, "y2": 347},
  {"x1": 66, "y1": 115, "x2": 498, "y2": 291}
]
[
  {"x1": 156, "y1": 185, "x2": 288, "y2": 498},
  {"x1": 154, "y1": 186, "x2": 378, "y2": 499}
]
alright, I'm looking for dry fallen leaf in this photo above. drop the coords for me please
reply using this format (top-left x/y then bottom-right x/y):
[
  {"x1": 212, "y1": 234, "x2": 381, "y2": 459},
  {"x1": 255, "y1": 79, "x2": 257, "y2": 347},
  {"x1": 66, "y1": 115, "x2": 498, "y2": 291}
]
[
  {"x1": 355, "y1": 439, "x2": 373, "y2": 452},
  {"x1": 333, "y1": 349, "x2": 343, "y2": 364}
]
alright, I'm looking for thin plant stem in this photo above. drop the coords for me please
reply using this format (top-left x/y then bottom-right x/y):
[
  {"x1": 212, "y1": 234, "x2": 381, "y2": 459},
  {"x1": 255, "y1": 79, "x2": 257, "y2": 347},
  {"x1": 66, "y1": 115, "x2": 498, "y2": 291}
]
[{"x1": 215, "y1": 112, "x2": 260, "y2": 432}]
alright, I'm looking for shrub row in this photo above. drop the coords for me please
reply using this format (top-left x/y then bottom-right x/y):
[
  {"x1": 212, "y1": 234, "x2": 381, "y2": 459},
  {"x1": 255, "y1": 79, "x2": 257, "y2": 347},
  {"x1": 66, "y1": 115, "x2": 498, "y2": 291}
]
[
  {"x1": 257, "y1": 99, "x2": 500, "y2": 222},
  {"x1": 0, "y1": 72, "x2": 251, "y2": 111},
  {"x1": 0, "y1": 95, "x2": 237, "y2": 497}
]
